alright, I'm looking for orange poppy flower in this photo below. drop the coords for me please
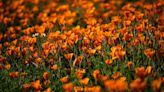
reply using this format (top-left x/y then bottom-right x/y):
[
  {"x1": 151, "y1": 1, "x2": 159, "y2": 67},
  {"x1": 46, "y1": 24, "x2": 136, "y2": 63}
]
[
  {"x1": 145, "y1": 66, "x2": 152, "y2": 74},
  {"x1": 87, "y1": 48, "x2": 96, "y2": 55},
  {"x1": 135, "y1": 11, "x2": 144, "y2": 21},
  {"x1": 100, "y1": 75, "x2": 109, "y2": 82},
  {"x1": 67, "y1": 39, "x2": 74, "y2": 46},
  {"x1": 50, "y1": 64, "x2": 58, "y2": 71},
  {"x1": 73, "y1": 55, "x2": 84, "y2": 66},
  {"x1": 22, "y1": 83, "x2": 31, "y2": 90},
  {"x1": 0, "y1": 33, "x2": 3, "y2": 41},
  {"x1": 84, "y1": 86, "x2": 101, "y2": 92},
  {"x1": 13, "y1": 47, "x2": 20, "y2": 56},
  {"x1": 43, "y1": 71, "x2": 49, "y2": 80},
  {"x1": 111, "y1": 16, "x2": 121, "y2": 24},
  {"x1": 60, "y1": 42, "x2": 67, "y2": 50},
  {"x1": 104, "y1": 79, "x2": 128, "y2": 92},
  {"x1": 79, "y1": 77, "x2": 89, "y2": 85},
  {"x1": 136, "y1": 23, "x2": 144, "y2": 33},
  {"x1": 95, "y1": 45, "x2": 102, "y2": 51},
  {"x1": 105, "y1": 59, "x2": 113, "y2": 65},
  {"x1": 85, "y1": 17, "x2": 97, "y2": 25},
  {"x1": 64, "y1": 53, "x2": 74, "y2": 60},
  {"x1": 83, "y1": 37, "x2": 91, "y2": 46},
  {"x1": 74, "y1": 86, "x2": 83, "y2": 92},
  {"x1": 35, "y1": 25, "x2": 45, "y2": 34},
  {"x1": 94, "y1": 86, "x2": 101, "y2": 92},
  {"x1": 92, "y1": 70, "x2": 101, "y2": 80},
  {"x1": 119, "y1": 77, "x2": 127, "y2": 82},
  {"x1": 29, "y1": 46, "x2": 34, "y2": 52},
  {"x1": 35, "y1": 58, "x2": 42, "y2": 64},
  {"x1": 122, "y1": 33, "x2": 133, "y2": 41},
  {"x1": 104, "y1": 80, "x2": 116, "y2": 91},
  {"x1": 56, "y1": 5, "x2": 69, "y2": 12},
  {"x1": 44, "y1": 80, "x2": 50, "y2": 86},
  {"x1": 48, "y1": 31, "x2": 60, "y2": 41},
  {"x1": 33, "y1": 51, "x2": 38, "y2": 58},
  {"x1": 130, "y1": 78, "x2": 146, "y2": 91},
  {"x1": 28, "y1": 37, "x2": 37, "y2": 45},
  {"x1": 9, "y1": 71, "x2": 19, "y2": 78},
  {"x1": 119, "y1": 27, "x2": 127, "y2": 35},
  {"x1": 135, "y1": 67, "x2": 147, "y2": 78},
  {"x1": 43, "y1": 87, "x2": 51, "y2": 92},
  {"x1": 110, "y1": 45, "x2": 126, "y2": 60},
  {"x1": 66, "y1": 18, "x2": 74, "y2": 26},
  {"x1": 12, "y1": 39, "x2": 17, "y2": 46},
  {"x1": 63, "y1": 82, "x2": 73, "y2": 92},
  {"x1": 42, "y1": 42, "x2": 50, "y2": 50},
  {"x1": 31, "y1": 80, "x2": 42, "y2": 91},
  {"x1": 144, "y1": 48, "x2": 155, "y2": 58},
  {"x1": 112, "y1": 72, "x2": 121, "y2": 79},
  {"x1": 75, "y1": 69, "x2": 86, "y2": 79},
  {"x1": 4, "y1": 64, "x2": 11, "y2": 70},
  {"x1": 60, "y1": 76, "x2": 69, "y2": 83},
  {"x1": 127, "y1": 61, "x2": 133, "y2": 70},
  {"x1": 151, "y1": 78, "x2": 162, "y2": 92},
  {"x1": 116, "y1": 79, "x2": 128, "y2": 92},
  {"x1": 130, "y1": 38, "x2": 140, "y2": 46},
  {"x1": 123, "y1": 20, "x2": 131, "y2": 27}
]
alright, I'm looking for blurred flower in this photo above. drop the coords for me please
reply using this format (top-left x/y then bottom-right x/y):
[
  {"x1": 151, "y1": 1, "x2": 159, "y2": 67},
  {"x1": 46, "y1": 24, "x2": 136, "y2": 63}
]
[
  {"x1": 92, "y1": 70, "x2": 101, "y2": 81},
  {"x1": 35, "y1": 58, "x2": 42, "y2": 64},
  {"x1": 75, "y1": 69, "x2": 86, "y2": 79},
  {"x1": 145, "y1": 66, "x2": 152, "y2": 74},
  {"x1": 110, "y1": 45, "x2": 126, "y2": 60},
  {"x1": 35, "y1": 25, "x2": 45, "y2": 34},
  {"x1": 104, "y1": 80, "x2": 116, "y2": 91},
  {"x1": 112, "y1": 72, "x2": 121, "y2": 79},
  {"x1": 33, "y1": 51, "x2": 38, "y2": 58},
  {"x1": 84, "y1": 86, "x2": 101, "y2": 92},
  {"x1": 50, "y1": 64, "x2": 58, "y2": 71},
  {"x1": 48, "y1": 31, "x2": 60, "y2": 41},
  {"x1": 135, "y1": 66, "x2": 152, "y2": 78},
  {"x1": 100, "y1": 75, "x2": 109, "y2": 82},
  {"x1": 22, "y1": 83, "x2": 31, "y2": 90},
  {"x1": 4, "y1": 64, "x2": 11, "y2": 70},
  {"x1": 87, "y1": 48, "x2": 96, "y2": 55},
  {"x1": 64, "y1": 53, "x2": 74, "y2": 60},
  {"x1": 60, "y1": 76, "x2": 69, "y2": 83},
  {"x1": 79, "y1": 77, "x2": 89, "y2": 85},
  {"x1": 116, "y1": 79, "x2": 128, "y2": 92},
  {"x1": 105, "y1": 59, "x2": 113, "y2": 65},
  {"x1": 136, "y1": 23, "x2": 145, "y2": 33},
  {"x1": 122, "y1": 33, "x2": 133, "y2": 41},
  {"x1": 144, "y1": 48, "x2": 155, "y2": 58},
  {"x1": 73, "y1": 55, "x2": 84, "y2": 66},
  {"x1": 31, "y1": 80, "x2": 42, "y2": 91},
  {"x1": 135, "y1": 67, "x2": 147, "y2": 78},
  {"x1": 104, "y1": 79, "x2": 127, "y2": 92},
  {"x1": 43, "y1": 71, "x2": 49, "y2": 80},
  {"x1": 9, "y1": 71, "x2": 19, "y2": 78},
  {"x1": 127, "y1": 61, "x2": 133, "y2": 70},
  {"x1": 151, "y1": 78, "x2": 163, "y2": 92},
  {"x1": 63, "y1": 82, "x2": 73, "y2": 92},
  {"x1": 74, "y1": 86, "x2": 83, "y2": 92},
  {"x1": 130, "y1": 78, "x2": 146, "y2": 91},
  {"x1": 44, "y1": 80, "x2": 50, "y2": 86},
  {"x1": 43, "y1": 87, "x2": 51, "y2": 92}
]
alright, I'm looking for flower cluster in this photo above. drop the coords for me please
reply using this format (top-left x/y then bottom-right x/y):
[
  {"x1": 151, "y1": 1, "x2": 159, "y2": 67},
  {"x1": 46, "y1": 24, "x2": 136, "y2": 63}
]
[{"x1": 0, "y1": 0, "x2": 164, "y2": 92}]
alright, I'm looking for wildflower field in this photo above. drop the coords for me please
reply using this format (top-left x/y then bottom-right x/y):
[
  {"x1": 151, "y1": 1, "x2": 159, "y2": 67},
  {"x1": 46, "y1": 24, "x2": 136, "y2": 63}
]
[{"x1": 0, "y1": 0, "x2": 164, "y2": 92}]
